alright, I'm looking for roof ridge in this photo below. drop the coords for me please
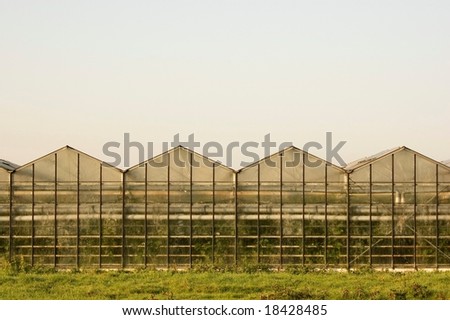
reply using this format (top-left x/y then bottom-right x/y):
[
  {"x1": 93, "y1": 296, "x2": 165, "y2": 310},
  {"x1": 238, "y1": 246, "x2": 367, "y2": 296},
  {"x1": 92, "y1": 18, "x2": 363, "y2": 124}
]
[{"x1": 0, "y1": 159, "x2": 19, "y2": 171}]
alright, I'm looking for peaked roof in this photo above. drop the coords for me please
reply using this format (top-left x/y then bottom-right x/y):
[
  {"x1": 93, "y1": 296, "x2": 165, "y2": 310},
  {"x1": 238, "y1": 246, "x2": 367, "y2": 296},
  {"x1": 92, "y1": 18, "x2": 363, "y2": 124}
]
[
  {"x1": 345, "y1": 146, "x2": 450, "y2": 172},
  {"x1": 4, "y1": 144, "x2": 449, "y2": 173},
  {"x1": 344, "y1": 147, "x2": 401, "y2": 171},
  {"x1": 124, "y1": 145, "x2": 235, "y2": 172},
  {"x1": 15, "y1": 145, "x2": 122, "y2": 172},
  {"x1": 238, "y1": 145, "x2": 346, "y2": 173},
  {"x1": 0, "y1": 159, "x2": 19, "y2": 171}
]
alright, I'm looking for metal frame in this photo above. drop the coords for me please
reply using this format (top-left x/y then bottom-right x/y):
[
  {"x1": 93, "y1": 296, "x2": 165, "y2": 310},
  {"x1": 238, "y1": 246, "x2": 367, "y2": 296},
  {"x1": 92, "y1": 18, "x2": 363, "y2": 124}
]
[
  {"x1": 144, "y1": 162, "x2": 148, "y2": 267},
  {"x1": 76, "y1": 154, "x2": 80, "y2": 269},
  {"x1": 31, "y1": 163, "x2": 35, "y2": 267},
  {"x1": 121, "y1": 168, "x2": 126, "y2": 268},
  {"x1": 302, "y1": 153, "x2": 306, "y2": 266},
  {"x1": 436, "y1": 164, "x2": 439, "y2": 269},
  {"x1": 189, "y1": 152, "x2": 193, "y2": 268},
  {"x1": 324, "y1": 163, "x2": 328, "y2": 267},
  {"x1": 391, "y1": 153, "x2": 395, "y2": 269},
  {"x1": 413, "y1": 154, "x2": 417, "y2": 269},
  {"x1": 54, "y1": 153, "x2": 58, "y2": 268},
  {"x1": 167, "y1": 152, "x2": 170, "y2": 268},
  {"x1": 369, "y1": 163, "x2": 373, "y2": 266},
  {"x1": 212, "y1": 163, "x2": 216, "y2": 264},
  {"x1": 99, "y1": 163, "x2": 103, "y2": 268},
  {"x1": 346, "y1": 170, "x2": 350, "y2": 269},
  {"x1": 8, "y1": 170, "x2": 13, "y2": 263},
  {"x1": 257, "y1": 163, "x2": 261, "y2": 264},
  {"x1": 234, "y1": 171, "x2": 238, "y2": 266},
  {"x1": 2, "y1": 145, "x2": 450, "y2": 270},
  {"x1": 279, "y1": 152, "x2": 283, "y2": 268}
]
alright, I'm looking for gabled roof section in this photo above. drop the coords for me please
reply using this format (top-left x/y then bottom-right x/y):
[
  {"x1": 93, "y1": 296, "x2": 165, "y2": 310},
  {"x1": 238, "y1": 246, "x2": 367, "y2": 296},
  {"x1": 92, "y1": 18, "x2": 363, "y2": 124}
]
[
  {"x1": 124, "y1": 145, "x2": 235, "y2": 173},
  {"x1": 443, "y1": 160, "x2": 450, "y2": 167},
  {"x1": 0, "y1": 159, "x2": 19, "y2": 172},
  {"x1": 238, "y1": 145, "x2": 346, "y2": 173},
  {"x1": 344, "y1": 147, "x2": 401, "y2": 171},
  {"x1": 15, "y1": 145, "x2": 122, "y2": 172},
  {"x1": 345, "y1": 146, "x2": 450, "y2": 172}
]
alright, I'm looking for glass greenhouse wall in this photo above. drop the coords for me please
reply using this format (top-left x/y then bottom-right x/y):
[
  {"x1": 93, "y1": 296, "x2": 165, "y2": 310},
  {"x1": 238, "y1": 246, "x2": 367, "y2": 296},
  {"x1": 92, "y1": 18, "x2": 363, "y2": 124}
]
[
  {"x1": 347, "y1": 147, "x2": 450, "y2": 269},
  {"x1": 9, "y1": 147, "x2": 123, "y2": 268},
  {"x1": 0, "y1": 165, "x2": 12, "y2": 256},
  {"x1": 0, "y1": 145, "x2": 449, "y2": 269},
  {"x1": 124, "y1": 147, "x2": 235, "y2": 268},
  {"x1": 237, "y1": 147, "x2": 347, "y2": 267}
]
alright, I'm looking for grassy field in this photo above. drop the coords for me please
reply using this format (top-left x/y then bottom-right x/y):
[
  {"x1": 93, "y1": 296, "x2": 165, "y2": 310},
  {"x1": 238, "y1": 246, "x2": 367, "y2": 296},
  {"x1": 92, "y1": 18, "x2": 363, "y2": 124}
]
[{"x1": 1, "y1": 261, "x2": 450, "y2": 300}]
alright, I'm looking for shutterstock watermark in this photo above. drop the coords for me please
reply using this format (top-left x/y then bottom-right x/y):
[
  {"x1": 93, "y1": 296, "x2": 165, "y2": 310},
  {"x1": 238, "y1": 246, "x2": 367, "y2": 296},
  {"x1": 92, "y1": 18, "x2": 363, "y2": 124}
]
[{"x1": 102, "y1": 133, "x2": 347, "y2": 168}]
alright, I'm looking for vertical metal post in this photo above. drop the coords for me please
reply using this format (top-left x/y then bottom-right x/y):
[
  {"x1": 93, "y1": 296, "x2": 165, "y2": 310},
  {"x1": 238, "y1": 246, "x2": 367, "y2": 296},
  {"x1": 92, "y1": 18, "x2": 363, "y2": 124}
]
[
  {"x1": 189, "y1": 153, "x2": 193, "y2": 268},
  {"x1": 369, "y1": 164, "x2": 373, "y2": 266},
  {"x1": 257, "y1": 163, "x2": 261, "y2": 264},
  {"x1": 167, "y1": 153, "x2": 170, "y2": 268},
  {"x1": 302, "y1": 153, "x2": 306, "y2": 266},
  {"x1": 413, "y1": 154, "x2": 417, "y2": 269},
  {"x1": 324, "y1": 163, "x2": 328, "y2": 267},
  {"x1": 346, "y1": 171, "x2": 350, "y2": 270},
  {"x1": 234, "y1": 172, "x2": 238, "y2": 266},
  {"x1": 280, "y1": 153, "x2": 283, "y2": 268},
  {"x1": 435, "y1": 164, "x2": 439, "y2": 269},
  {"x1": 212, "y1": 163, "x2": 216, "y2": 265},
  {"x1": 54, "y1": 153, "x2": 58, "y2": 268},
  {"x1": 30, "y1": 163, "x2": 36, "y2": 267},
  {"x1": 391, "y1": 154, "x2": 395, "y2": 269},
  {"x1": 9, "y1": 170, "x2": 13, "y2": 263},
  {"x1": 121, "y1": 169, "x2": 126, "y2": 269},
  {"x1": 144, "y1": 162, "x2": 148, "y2": 268},
  {"x1": 31, "y1": 164, "x2": 35, "y2": 267},
  {"x1": 99, "y1": 164, "x2": 103, "y2": 269},
  {"x1": 76, "y1": 154, "x2": 80, "y2": 269}
]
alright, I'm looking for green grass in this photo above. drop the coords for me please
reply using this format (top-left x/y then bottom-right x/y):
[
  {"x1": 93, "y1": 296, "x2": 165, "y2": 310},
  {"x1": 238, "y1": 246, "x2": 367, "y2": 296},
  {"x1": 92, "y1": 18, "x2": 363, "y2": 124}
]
[{"x1": 1, "y1": 262, "x2": 450, "y2": 300}]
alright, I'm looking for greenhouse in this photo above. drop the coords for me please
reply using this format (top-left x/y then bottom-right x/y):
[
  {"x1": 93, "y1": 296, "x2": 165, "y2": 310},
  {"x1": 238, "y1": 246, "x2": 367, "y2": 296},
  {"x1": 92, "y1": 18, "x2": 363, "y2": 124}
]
[
  {"x1": 124, "y1": 146, "x2": 235, "y2": 268},
  {"x1": 0, "y1": 145, "x2": 449, "y2": 269},
  {"x1": 7, "y1": 147, "x2": 123, "y2": 268},
  {"x1": 347, "y1": 147, "x2": 450, "y2": 269},
  {"x1": 0, "y1": 160, "x2": 17, "y2": 257},
  {"x1": 237, "y1": 147, "x2": 347, "y2": 267}
]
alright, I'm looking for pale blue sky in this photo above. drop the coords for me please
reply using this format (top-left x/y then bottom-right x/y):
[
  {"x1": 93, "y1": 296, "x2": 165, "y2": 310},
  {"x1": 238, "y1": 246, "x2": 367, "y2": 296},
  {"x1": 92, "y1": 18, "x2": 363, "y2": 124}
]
[{"x1": 1, "y1": 1, "x2": 449, "y2": 168}]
